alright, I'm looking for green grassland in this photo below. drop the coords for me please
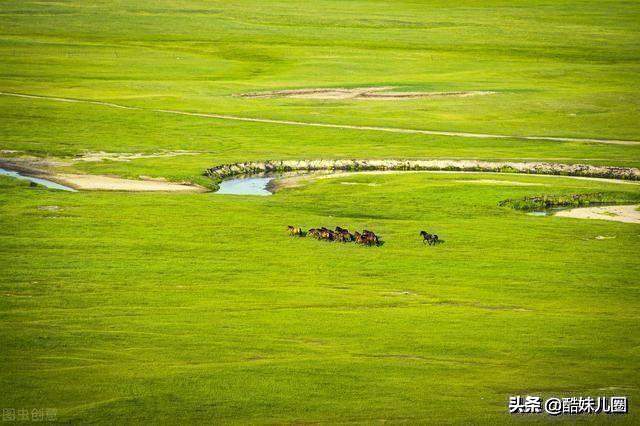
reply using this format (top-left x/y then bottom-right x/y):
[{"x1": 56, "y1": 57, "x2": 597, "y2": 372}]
[
  {"x1": 1, "y1": 0, "x2": 640, "y2": 424},
  {"x1": 1, "y1": 0, "x2": 639, "y2": 141},
  {"x1": 2, "y1": 173, "x2": 640, "y2": 423}
]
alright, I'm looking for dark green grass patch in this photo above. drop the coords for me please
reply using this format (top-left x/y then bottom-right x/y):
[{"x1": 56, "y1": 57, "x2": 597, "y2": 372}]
[{"x1": 499, "y1": 191, "x2": 640, "y2": 211}]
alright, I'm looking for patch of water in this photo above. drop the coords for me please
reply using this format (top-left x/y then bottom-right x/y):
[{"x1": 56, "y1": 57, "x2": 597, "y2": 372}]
[
  {"x1": 215, "y1": 169, "x2": 362, "y2": 196},
  {"x1": 526, "y1": 207, "x2": 575, "y2": 217},
  {"x1": 526, "y1": 211, "x2": 551, "y2": 217},
  {"x1": 215, "y1": 170, "x2": 330, "y2": 196},
  {"x1": 215, "y1": 175, "x2": 274, "y2": 196},
  {"x1": 0, "y1": 167, "x2": 77, "y2": 192}
]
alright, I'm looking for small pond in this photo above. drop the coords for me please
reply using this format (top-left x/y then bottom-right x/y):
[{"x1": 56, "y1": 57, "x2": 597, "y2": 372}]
[
  {"x1": 215, "y1": 175, "x2": 275, "y2": 196},
  {"x1": 526, "y1": 207, "x2": 579, "y2": 217},
  {"x1": 214, "y1": 171, "x2": 330, "y2": 196},
  {"x1": 0, "y1": 167, "x2": 77, "y2": 192},
  {"x1": 526, "y1": 211, "x2": 551, "y2": 216}
]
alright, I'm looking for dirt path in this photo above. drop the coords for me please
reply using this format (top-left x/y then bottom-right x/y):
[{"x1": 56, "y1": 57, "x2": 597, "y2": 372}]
[
  {"x1": 555, "y1": 205, "x2": 640, "y2": 224},
  {"x1": 2, "y1": 91, "x2": 639, "y2": 145}
]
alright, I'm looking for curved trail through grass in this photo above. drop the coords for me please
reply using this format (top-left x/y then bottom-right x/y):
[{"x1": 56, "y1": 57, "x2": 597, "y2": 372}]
[{"x1": 2, "y1": 91, "x2": 639, "y2": 146}]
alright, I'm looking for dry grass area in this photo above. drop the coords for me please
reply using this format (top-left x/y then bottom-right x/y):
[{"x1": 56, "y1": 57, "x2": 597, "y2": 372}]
[{"x1": 237, "y1": 87, "x2": 496, "y2": 100}]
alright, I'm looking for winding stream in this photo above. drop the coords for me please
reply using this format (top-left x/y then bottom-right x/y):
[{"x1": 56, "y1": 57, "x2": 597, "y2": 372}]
[{"x1": 0, "y1": 167, "x2": 76, "y2": 192}]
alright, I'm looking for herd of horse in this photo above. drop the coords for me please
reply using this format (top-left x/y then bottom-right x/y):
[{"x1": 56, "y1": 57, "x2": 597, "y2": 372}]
[
  {"x1": 288, "y1": 226, "x2": 381, "y2": 245},
  {"x1": 287, "y1": 226, "x2": 441, "y2": 246}
]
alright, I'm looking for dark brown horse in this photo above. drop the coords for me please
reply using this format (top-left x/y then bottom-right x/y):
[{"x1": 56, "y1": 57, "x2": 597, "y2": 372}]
[
  {"x1": 308, "y1": 228, "x2": 321, "y2": 239},
  {"x1": 354, "y1": 230, "x2": 379, "y2": 246},
  {"x1": 335, "y1": 227, "x2": 353, "y2": 242},
  {"x1": 420, "y1": 230, "x2": 439, "y2": 245},
  {"x1": 362, "y1": 230, "x2": 380, "y2": 246}
]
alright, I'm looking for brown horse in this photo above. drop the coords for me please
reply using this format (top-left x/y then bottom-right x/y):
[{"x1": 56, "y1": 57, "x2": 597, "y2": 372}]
[
  {"x1": 335, "y1": 227, "x2": 354, "y2": 242},
  {"x1": 308, "y1": 228, "x2": 321, "y2": 239},
  {"x1": 354, "y1": 230, "x2": 378, "y2": 246},
  {"x1": 362, "y1": 230, "x2": 380, "y2": 246},
  {"x1": 319, "y1": 228, "x2": 335, "y2": 241}
]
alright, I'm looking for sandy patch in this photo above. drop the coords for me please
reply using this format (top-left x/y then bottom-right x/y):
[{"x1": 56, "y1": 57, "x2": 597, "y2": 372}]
[
  {"x1": 360, "y1": 90, "x2": 495, "y2": 100},
  {"x1": 237, "y1": 87, "x2": 495, "y2": 100},
  {"x1": 73, "y1": 150, "x2": 202, "y2": 162},
  {"x1": 555, "y1": 205, "x2": 640, "y2": 224},
  {"x1": 238, "y1": 87, "x2": 390, "y2": 99},
  {"x1": 54, "y1": 174, "x2": 206, "y2": 192}
]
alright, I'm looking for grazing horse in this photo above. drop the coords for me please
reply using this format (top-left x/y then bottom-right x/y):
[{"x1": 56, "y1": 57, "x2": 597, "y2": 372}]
[
  {"x1": 335, "y1": 227, "x2": 353, "y2": 242},
  {"x1": 320, "y1": 228, "x2": 335, "y2": 241},
  {"x1": 362, "y1": 230, "x2": 380, "y2": 246},
  {"x1": 420, "y1": 230, "x2": 439, "y2": 245},
  {"x1": 287, "y1": 225, "x2": 303, "y2": 237},
  {"x1": 308, "y1": 228, "x2": 321, "y2": 239}
]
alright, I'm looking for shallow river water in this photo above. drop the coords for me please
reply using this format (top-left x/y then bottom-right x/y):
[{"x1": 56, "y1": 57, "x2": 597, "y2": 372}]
[
  {"x1": 0, "y1": 167, "x2": 76, "y2": 192},
  {"x1": 215, "y1": 175, "x2": 275, "y2": 196}
]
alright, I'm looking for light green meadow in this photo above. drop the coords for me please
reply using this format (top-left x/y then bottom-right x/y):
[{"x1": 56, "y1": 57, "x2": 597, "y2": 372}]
[{"x1": 1, "y1": 0, "x2": 639, "y2": 424}]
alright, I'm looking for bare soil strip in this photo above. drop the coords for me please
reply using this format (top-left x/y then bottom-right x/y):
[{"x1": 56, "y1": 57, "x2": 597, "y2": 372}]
[
  {"x1": 0, "y1": 160, "x2": 205, "y2": 192},
  {"x1": 54, "y1": 173, "x2": 205, "y2": 192},
  {"x1": 72, "y1": 150, "x2": 202, "y2": 162},
  {"x1": 555, "y1": 205, "x2": 640, "y2": 224},
  {"x1": 359, "y1": 90, "x2": 495, "y2": 100},
  {"x1": 1, "y1": 91, "x2": 639, "y2": 145},
  {"x1": 237, "y1": 86, "x2": 394, "y2": 99},
  {"x1": 236, "y1": 87, "x2": 495, "y2": 100}
]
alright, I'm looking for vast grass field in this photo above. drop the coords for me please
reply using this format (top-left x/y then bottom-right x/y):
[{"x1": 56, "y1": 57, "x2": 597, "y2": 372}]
[{"x1": 1, "y1": 0, "x2": 639, "y2": 424}]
